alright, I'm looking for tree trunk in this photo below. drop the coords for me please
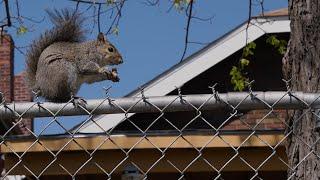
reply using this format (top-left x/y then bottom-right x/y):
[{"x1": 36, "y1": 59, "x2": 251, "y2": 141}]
[{"x1": 283, "y1": 0, "x2": 320, "y2": 179}]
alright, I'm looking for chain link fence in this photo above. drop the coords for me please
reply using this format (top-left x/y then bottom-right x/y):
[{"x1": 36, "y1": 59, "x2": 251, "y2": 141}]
[{"x1": 0, "y1": 84, "x2": 320, "y2": 179}]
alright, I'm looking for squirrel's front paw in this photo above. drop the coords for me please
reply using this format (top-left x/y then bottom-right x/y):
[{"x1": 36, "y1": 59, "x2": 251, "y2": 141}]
[
  {"x1": 110, "y1": 68, "x2": 120, "y2": 82},
  {"x1": 98, "y1": 67, "x2": 109, "y2": 74},
  {"x1": 99, "y1": 67, "x2": 120, "y2": 82}
]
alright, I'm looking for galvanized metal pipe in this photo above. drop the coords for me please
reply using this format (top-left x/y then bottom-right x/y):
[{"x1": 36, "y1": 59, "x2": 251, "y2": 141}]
[{"x1": 0, "y1": 91, "x2": 319, "y2": 120}]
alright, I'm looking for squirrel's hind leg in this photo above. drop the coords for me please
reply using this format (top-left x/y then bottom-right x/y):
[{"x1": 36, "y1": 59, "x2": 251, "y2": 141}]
[{"x1": 36, "y1": 59, "x2": 81, "y2": 103}]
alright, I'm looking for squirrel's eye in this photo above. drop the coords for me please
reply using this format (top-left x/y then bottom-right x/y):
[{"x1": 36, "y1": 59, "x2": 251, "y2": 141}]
[{"x1": 108, "y1": 47, "x2": 114, "y2": 52}]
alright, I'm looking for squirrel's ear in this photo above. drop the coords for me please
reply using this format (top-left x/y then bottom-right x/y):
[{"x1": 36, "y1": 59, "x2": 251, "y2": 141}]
[{"x1": 97, "y1": 32, "x2": 107, "y2": 43}]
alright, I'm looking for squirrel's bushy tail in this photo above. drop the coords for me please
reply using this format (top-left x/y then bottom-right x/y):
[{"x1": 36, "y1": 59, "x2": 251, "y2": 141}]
[{"x1": 26, "y1": 9, "x2": 85, "y2": 89}]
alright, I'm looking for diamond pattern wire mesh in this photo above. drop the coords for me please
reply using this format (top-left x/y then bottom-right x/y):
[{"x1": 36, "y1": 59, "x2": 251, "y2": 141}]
[{"x1": 0, "y1": 82, "x2": 320, "y2": 179}]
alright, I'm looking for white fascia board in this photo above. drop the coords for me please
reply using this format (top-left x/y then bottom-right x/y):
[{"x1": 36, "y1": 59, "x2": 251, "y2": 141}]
[
  {"x1": 77, "y1": 17, "x2": 290, "y2": 134},
  {"x1": 254, "y1": 17, "x2": 290, "y2": 33}
]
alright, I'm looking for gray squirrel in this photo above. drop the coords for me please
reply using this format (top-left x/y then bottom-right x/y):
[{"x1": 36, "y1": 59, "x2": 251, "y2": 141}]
[{"x1": 25, "y1": 9, "x2": 123, "y2": 103}]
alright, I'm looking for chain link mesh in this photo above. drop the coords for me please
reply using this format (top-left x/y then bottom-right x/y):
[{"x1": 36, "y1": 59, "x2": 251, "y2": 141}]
[{"x1": 0, "y1": 82, "x2": 319, "y2": 180}]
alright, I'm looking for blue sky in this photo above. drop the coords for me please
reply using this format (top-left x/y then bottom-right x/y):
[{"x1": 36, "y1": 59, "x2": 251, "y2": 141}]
[{"x1": 1, "y1": 0, "x2": 288, "y2": 135}]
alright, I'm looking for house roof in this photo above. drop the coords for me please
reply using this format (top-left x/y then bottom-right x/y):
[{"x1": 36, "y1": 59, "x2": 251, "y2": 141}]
[
  {"x1": 262, "y1": 8, "x2": 288, "y2": 17},
  {"x1": 74, "y1": 9, "x2": 290, "y2": 134}
]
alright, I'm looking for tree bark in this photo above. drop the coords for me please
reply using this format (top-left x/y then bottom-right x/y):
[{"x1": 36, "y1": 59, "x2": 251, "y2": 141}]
[{"x1": 283, "y1": 0, "x2": 320, "y2": 179}]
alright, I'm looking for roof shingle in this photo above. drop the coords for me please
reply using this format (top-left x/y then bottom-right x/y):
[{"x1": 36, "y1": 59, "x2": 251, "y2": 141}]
[{"x1": 262, "y1": 8, "x2": 288, "y2": 17}]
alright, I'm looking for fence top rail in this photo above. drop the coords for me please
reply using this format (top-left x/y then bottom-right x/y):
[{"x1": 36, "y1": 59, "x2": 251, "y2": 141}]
[{"x1": 0, "y1": 91, "x2": 319, "y2": 120}]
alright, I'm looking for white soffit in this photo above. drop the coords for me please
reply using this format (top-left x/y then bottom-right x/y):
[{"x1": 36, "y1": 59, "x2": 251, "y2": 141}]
[{"x1": 77, "y1": 17, "x2": 290, "y2": 133}]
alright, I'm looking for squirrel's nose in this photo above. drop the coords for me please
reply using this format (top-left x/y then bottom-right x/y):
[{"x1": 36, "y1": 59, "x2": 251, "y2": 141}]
[{"x1": 119, "y1": 57, "x2": 123, "y2": 64}]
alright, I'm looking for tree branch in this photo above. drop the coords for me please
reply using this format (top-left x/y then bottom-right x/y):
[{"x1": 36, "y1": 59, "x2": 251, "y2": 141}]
[{"x1": 4, "y1": 0, "x2": 11, "y2": 27}]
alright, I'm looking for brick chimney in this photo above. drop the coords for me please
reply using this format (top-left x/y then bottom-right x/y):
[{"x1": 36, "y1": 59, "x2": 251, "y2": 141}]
[
  {"x1": 0, "y1": 34, "x2": 14, "y2": 102},
  {"x1": 0, "y1": 32, "x2": 33, "y2": 135}
]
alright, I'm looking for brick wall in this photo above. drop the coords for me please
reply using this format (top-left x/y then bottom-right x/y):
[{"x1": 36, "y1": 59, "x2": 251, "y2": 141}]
[
  {"x1": 14, "y1": 72, "x2": 32, "y2": 102},
  {"x1": 222, "y1": 109, "x2": 286, "y2": 131},
  {"x1": 14, "y1": 73, "x2": 33, "y2": 135},
  {"x1": 0, "y1": 34, "x2": 14, "y2": 102},
  {"x1": 0, "y1": 33, "x2": 33, "y2": 135}
]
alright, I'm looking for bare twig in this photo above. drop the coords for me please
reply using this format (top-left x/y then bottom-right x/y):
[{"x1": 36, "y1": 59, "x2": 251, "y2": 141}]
[
  {"x1": 86, "y1": 5, "x2": 118, "y2": 18},
  {"x1": 4, "y1": 0, "x2": 11, "y2": 27},
  {"x1": 245, "y1": 0, "x2": 252, "y2": 45},
  {"x1": 20, "y1": 16, "x2": 44, "y2": 24},
  {"x1": 15, "y1": 0, "x2": 20, "y2": 19},
  {"x1": 97, "y1": 4, "x2": 101, "y2": 32},
  {"x1": 166, "y1": 2, "x2": 175, "y2": 13},
  {"x1": 73, "y1": 0, "x2": 80, "y2": 15},
  {"x1": 69, "y1": 0, "x2": 126, "y2": 35},
  {"x1": 191, "y1": 15, "x2": 214, "y2": 23},
  {"x1": 106, "y1": 0, "x2": 126, "y2": 35},
  {"x1": 258, "y1": 0, "x2": 265, "y2": 17},
  {"x1": 188, "y1": 41, "x2": 210, "y2": 46},
  {"x1": 180, "y1": 0, "x2": 193, "y2": 62},
  {"x1": 69, "y1": 0, "x2": 108, "y2": 5},
  {"x1": 143, "y1": 0, "x2": 159, "y2": 6},
  {"x1": 90, "y1": 5, "x2": 97, "y2": 34},
  {"x1": 0, "y1": 34, "x2": 25, "y2": 55}
]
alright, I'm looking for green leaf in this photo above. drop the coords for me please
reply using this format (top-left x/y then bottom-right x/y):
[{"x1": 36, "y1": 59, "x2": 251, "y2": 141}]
[
  {"x1": 184, "y1": 0, "x2": 192, "y2": 4},
  {"x1": 174, "y1": 0, "x2": 187, "y2": 11},
  {"x1": 243, "y1": 42, "x2": 256, "y2": 57},
  {"x1": 235, "y1": 81, "x2": 245, "y2": 91},
  {"x1": 112, "y1": 27, "x2": 119, "y2": 35},
  {"x1": 230, "y1": 66, "x2": 247, "y2": 91},
  {"x1": 230, "y1": 66, "x2": 239, "y2": 76},
  {"x1": 240, "y1": 58, "x2": 250, "y2": 68},
  {"x1": 106, "y1": 0, "x2": 114, "y2": 5},
  {"x1": 266, "y1": 35, "x2": 280, "y2": 46},
  {"x1": 278, "y1": 45, "x2": 286, "y2": 55},
  {"x1": 266, "y1": 35, "x2": 287, "y2": 55},
  {"x1": 17, "y1": 26, "x2": 28, "y2": 35},
  {"x1": 174, "y1": 0, "x2": 182, "y2": 7}
]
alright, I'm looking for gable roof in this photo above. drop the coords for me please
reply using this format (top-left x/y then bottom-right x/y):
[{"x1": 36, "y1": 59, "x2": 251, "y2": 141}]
[
  {"x1": 74, "y1": 10, "x2": 290, "y2": 134},
  {"x1": 262, "y1": 8, "x2": 288, "y2": 17}
]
